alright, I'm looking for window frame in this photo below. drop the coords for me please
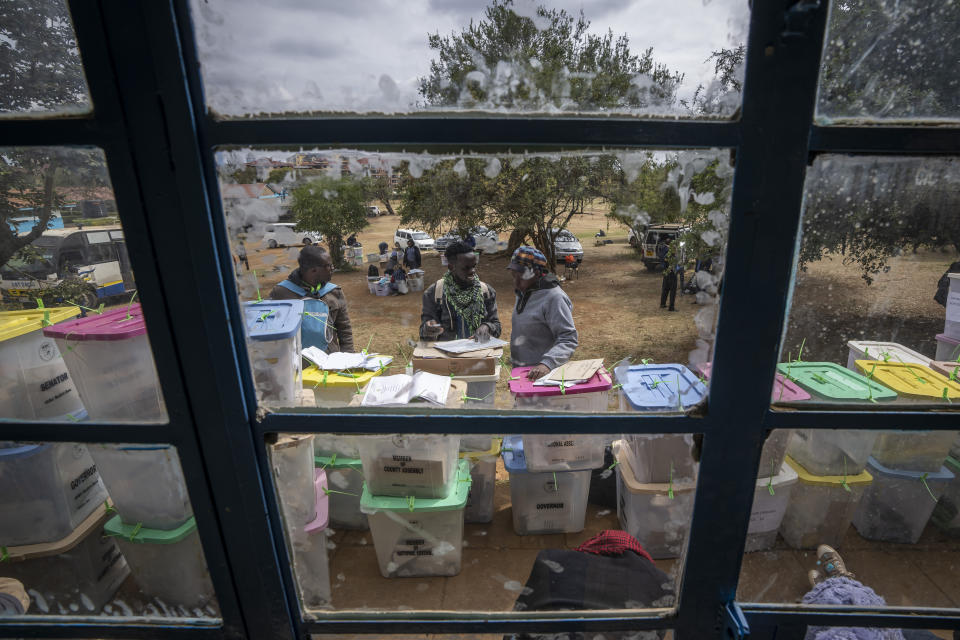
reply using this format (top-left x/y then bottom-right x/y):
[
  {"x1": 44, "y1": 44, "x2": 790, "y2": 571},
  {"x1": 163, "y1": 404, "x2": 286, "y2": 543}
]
[{"x1": 0, "y1": 0, "x2": 956, "y2": 638}]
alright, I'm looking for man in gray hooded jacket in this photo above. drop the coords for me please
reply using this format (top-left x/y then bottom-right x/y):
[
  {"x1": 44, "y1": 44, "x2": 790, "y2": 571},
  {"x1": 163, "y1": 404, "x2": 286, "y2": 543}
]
[{"x1": 507, "y1": 246, "x2": 579, "y2": 381}]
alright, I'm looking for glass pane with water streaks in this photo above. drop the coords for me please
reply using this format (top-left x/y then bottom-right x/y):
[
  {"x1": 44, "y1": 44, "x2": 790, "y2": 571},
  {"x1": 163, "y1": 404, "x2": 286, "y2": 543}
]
[
  {"x1": 774, "y1": 155, "x2": 960, "y2": 410},
  {"x1": 270, "y1": 432, "x2": 695, "y2": 619},
  {"x1": 0, "y1": 0, "x2": 92, "y2": 118},
  {"x1": 0, "y1": 441, "x2": 220, "y2": 621},
  {"x1": 189, "y1": 0, "x2": 748, "y2": 119},
  {"x1": 214, "y1": 148, "x2": 731, "y2": 415},
  {"x1": 816, "y1": 0, "x2": 960, "y2": 123},
  {"x1": 739, "y1": 428, "x2": 960, "y2": 617},
  {"x1": 0, "y1": 146, "x2": 168, "y2": 423}
]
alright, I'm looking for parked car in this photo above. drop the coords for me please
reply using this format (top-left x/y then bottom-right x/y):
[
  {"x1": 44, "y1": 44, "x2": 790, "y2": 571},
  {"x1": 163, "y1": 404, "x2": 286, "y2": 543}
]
[
  {"x1": 366, "y1": 205, "x2": 381, "y2": 217},
  {"x1": 435, "y1": 226, "x2": 498, "y2": 252},
  {"x1": 394, "y1": 228, "x2": 435, "y2": 251},
  {"x1": 551, "y1": 228, "x2": 584, "y2": 264},
  {"x1": 636, "y1": 223, "x2": 686, "y2": 271},
  {"x1": 262, "y1": 223, "x2": 322, "y2": 248}
]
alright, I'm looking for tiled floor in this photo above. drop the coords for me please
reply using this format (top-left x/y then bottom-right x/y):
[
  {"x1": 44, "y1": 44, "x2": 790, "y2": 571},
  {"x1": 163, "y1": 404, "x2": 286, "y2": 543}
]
[{"x1": 316, "y1": 459, "x2": 957, "y2": 638}]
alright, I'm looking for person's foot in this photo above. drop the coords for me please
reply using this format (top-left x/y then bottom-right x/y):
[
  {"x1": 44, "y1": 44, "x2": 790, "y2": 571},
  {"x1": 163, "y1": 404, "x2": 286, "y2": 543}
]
[
  {"x1": 660, "y1": 304, "x2": 666, "y2": 309},
  {"x1": 816, "y1": 544, "x2": 854, "y2": 580},
  {"x1": 668, "y1": 308, "x2": 677, "y2": 312},
  {"x1": 808, "y1": 569, "x2": 823, "y2": 589}
]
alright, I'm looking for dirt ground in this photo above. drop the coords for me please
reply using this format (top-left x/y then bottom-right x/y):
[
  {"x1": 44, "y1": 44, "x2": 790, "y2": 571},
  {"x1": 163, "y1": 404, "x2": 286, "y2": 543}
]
[{"x1": 240, "y1": 210, "x2": 958, "y2": 397}]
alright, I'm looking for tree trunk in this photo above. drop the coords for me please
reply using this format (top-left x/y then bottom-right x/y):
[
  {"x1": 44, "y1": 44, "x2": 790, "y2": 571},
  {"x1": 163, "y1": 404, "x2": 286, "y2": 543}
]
[
  {"x1": 380, "y1": 198, "x2": 396, "y2": 216},
  {"x1": 328, "y1": 233, "x2": 345, "y2": 267},
  {"x1": 507, "y1": 228, "x2": 528, "y2": 255}
]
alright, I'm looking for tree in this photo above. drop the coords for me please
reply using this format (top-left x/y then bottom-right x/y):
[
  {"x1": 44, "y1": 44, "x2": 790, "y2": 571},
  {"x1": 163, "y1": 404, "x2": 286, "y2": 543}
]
[
  {"x1": 681, "y1": 45, "x2": 744, "y2": 117},
  {"x1": 289, "y1": 176, "x2": 369, "y2": 267},
  {"x1": 0, "y1": 0, "x2": 87, "y2": 114},
  {"x1": 798, "y1": 156, "x2": 960, "y2": 284},
  {"x1": 0, "y1": 148, "x2": 108, "y2": 269},
  {"x1": 419, "y1": 0, "x2": 683, "y2": 112},
  {"x1": 818, "y1": 0, "x2": 959, "y2": 120},
  {"x1": 399, "y1": 158, "x2": 494, "y2": 236},
  {"x1": 365, "y1": 174, "x2": 399, "y2": 217}
]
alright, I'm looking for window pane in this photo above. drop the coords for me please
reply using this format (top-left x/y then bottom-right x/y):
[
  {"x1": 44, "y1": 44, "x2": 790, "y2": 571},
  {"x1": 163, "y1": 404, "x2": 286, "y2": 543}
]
[
  {"x1": 816, "y1": 0, "x2": 960, "y2": 123},
  {"x1": 216, "y1": 148, "x2": 730, "y2": 415},
  {"x1": 0, "y1": 0, "x2": 92, "y2": 117},
  {"x1": 189, "y1": 0, "x2": 748, "y2": 119},
  {"x1": 0, "y1": 147, "x2": 167, "y2": 423},
  {"x1": 775, "y1": 155, "x2": 960, "y2": 410},
  {"x1": 0, "y1": 441, "x2": 220, "y2": 619},
  {"x1": 739, "y1": 429, "x2": 960, "y2": 613},
  {"x1": 269, "y1": 433, "x2": 694, "y2": 617}
]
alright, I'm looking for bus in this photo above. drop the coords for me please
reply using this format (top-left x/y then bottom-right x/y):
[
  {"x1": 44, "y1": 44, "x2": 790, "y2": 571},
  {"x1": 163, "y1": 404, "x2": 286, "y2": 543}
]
[{"x1": 0, "y1": 226, "x2": 136, "y2": 305}]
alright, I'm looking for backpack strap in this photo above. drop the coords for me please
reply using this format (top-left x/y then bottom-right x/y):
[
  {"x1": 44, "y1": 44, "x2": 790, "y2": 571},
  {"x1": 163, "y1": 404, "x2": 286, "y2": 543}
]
[{"x1": 278, "y1": 279, "x2": 307, "y2": 297}]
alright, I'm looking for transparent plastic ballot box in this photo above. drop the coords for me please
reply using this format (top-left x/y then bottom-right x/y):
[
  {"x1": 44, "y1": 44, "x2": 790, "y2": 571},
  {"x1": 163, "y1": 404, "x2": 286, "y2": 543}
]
[
  {"x1": 42, "y1": 304, "x2": 166, "y2": 421},
  {"x1": 0, "y1": 442, "x2": 108, "y2": 547},
  {"x1": 616, "y1": 363, "x2": 707, "y2": 412},
  {"x1": 460, "y1": 438, "x2": 501, "y2": 524},
  {"x1": 87, "y1": 444, "x2": 193, "y2": 530},
  {"x1": 243, "y1": 300, "x2": 304, "y2": 405},
  {"x1": 509, "y1": 365, "x2": 612, "y2": 412},
  {"x1": 614, "y1": 440, "x2": 695, "y2": 560},
  {"x1": 0, "y1": 306, "x2": 86, "y2": 421},
  {"x1": 2, "y1": 502, "x2": 128, "y2": 614},
  {"x1": 360, "y1": 458, "x2": 470, "y2": 578},
  {"x1": 746, "y1": 462, "x2": 799, "y2": 552},
  {"x1": 845, "y1": 340, "x2": 932, "y2": 371},
  {"x1": 852, "y1": 456, "x2": 953, "y2": 544},
  {"x1": 105, "y1": 515, "x2": 215, "y2": 609},
  {"x1": 502, "y1": 435, "x2": 590, "y2": 535},
  {"x1": 357, "y1": 434, "x2": 460, "y2": 499},
  {"x1": 303, "y1": 366, "x2": 382, "y2": 407},
  {"x1": 853, "y1": 360, "x2": 960, "y2": 403},
  {"x1": 315, "y1": 453, "x2": 367, "y2": 530},
  {"x1": 779, "y1": 455, "x2": 873, "y2": 549}
]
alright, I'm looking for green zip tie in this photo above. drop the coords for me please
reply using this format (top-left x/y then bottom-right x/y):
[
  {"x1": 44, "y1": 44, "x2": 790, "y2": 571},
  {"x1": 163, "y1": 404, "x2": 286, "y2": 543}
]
[
  {"x1": 894, "y1": 355, "x2": 927, "y2": 385},
  {"x1": 328, "y1": 453, "x2": 337, "y2": 467},
  {"x1": 767, "y1": 473, "x2": 775, "y2": 496},
  {"x1": 1, "y1": 546, "x2": 8, "y2": 562},
  {"x1": 104, "y1": 500, "x2": 116, "y2": 514},
  {"x1": 36, "y1": 298, "x2": 44, "y2": 309},
  {"x1": 950, "y1": 366, "x2": 959, "y2": 382},
  {"x1": 607, "y1": 459, "x2": 619, "y2": 471},
  {"x1": 407, "y1": 496, "x2": 415, "y2": 512},
  {"x1": 322, "y1": 370, "x2": 329, "y2": 387},
  {"x1": 863, "y1": 347, "x2": 869, "y2": 359},
  {"x1": 651, "y1": 379, "x2": 661, "y2": 389},
  {"x1": 363, "y1": 334, "x2": 374, "y2": 357},
  {"x1": 66, "y1": 413, "x2": 79, "y2": 422},
  {"x1": 124, "y1": 290, "x2": 138, "y2": 321},
  {"x1": 921, "y1": 472, "x2": 938, "y2": 503},
  {"x1": 128, "y1": 522, "x2": 143, "y2": 542},
  {"x1": 253, "y1": 270, "x2": 263, "y2": 302},
  {"x1": 811, "y1": 373, "x2": 828, "y2": 384},
  {"x1": 797, "y1": 338, "x2": 806, "y2": 362},
  {"x1": 354, "y1": 378, "x2": 363, "y2": 395},
  {"x1": 944, "y1": 387, "x2": 952, "y2": 404},
  {"x1": 552, "y1": 471, "x2": 558, "y2": 490},
  {"x1": 841, "y1": 456, "x2": 851, "y2": 493},
  {"x1": 258, "y1": 310, "x2": 275, "y2": 323},
  {"x1": 668, "y1": 462, "x2": 675, "y2": 500},
  {"x1": 611, "y1": 383, "x2": 623, "y2": 391},
  {"x1": 881, "y1": 350, "x2": 891, "y2": 363},
  {"x1": 641, "y1": 358, "x2": 652, "y2": 365},
  {"x1": 68, "y1": 300, "x2": 105, "y2": 315},
  {"x1": 509, "y1": 375, "x2": 520, "y2": 381},
  {"x1": 559, "y1": 369, "x2": 566, "y2": 395},
  {"x1": 323, "y1": 487, "x2": 359, "y2": 497}
]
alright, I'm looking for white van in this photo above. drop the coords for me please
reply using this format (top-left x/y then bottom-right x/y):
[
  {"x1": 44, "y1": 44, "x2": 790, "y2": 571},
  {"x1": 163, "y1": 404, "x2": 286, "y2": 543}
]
[
  {"x1": 394, "y1": 228, "x2": 435, "y2": 251},
  {"x1": 262, "y1": 223, "x2": 322, "y2": 248}
]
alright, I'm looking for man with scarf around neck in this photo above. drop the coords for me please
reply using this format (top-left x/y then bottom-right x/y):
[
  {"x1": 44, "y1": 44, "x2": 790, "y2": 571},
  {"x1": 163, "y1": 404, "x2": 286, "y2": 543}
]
[
  {"x1": 420, "y1": 241, "x2": 502, "y2": 342},
  {"x1": 270, "y1": 245, "x2": 355, "y2": 353},
  {"x1": 507, "y1": 246, "x2": 578, "y2": 381}
]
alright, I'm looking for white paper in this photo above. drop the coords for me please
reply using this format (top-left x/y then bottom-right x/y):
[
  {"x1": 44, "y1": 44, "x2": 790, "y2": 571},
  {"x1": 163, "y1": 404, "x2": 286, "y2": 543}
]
[
  {"x1": 301, "y1": 346, "x2": 328, "y2": 368},
  {"x1": 409, "y1": 371, "x2": 452, "y2": 406},
  {"x1": 433, "y1": 337, "x2": 508, "y2": 354},
  {"x1": 360, "y1": 375, "x2": 414, "y2": 407},
  {"x1": 362, "y1": 354, "x2": 394, "y2": 371},
  {"x1": 324, "y1": 352, "x2": 368, "y2": 370},
  {"x1": 359, "y1": 372, "x2": 450, "y2": 406}
]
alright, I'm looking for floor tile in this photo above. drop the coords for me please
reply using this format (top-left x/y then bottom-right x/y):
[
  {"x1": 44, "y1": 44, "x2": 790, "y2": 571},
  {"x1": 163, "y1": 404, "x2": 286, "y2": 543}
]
[
  {"x1": 914, "y1": 553, "x2": 960, "y2": 607},
  {"x1": 738, "y1": 549, "x2": 810, "y2": 604},
  {"x1": 328, "y1": 546, "x2": 446, "y2": 611},
  {"x1": 841, "y1": 550, "x2": 953, "y2": 608},
  {"x1": 442, "y1": 548, "x2": 537, "y2": 612}
]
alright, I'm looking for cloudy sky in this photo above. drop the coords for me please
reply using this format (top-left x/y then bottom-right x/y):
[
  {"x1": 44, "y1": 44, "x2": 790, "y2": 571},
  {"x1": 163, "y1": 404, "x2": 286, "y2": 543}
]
[{"x1": 190, "y1": 0, "x2": 749, "y2": 116}]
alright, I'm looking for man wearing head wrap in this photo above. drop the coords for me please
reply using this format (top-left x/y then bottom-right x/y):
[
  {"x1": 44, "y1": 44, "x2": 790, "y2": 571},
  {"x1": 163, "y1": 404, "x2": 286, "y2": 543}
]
[
  {"x1": 507, "y1": 246, "x2": 579, "y2": 381},
  {"x1": 420, "y1": 241, "x2": 502, "y2": 342}
]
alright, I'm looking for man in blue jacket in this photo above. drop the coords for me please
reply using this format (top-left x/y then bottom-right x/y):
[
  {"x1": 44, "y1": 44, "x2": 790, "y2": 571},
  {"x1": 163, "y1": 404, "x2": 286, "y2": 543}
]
[{"x1": 270, "y1": 246, "x2": 354, "y2": 353}]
